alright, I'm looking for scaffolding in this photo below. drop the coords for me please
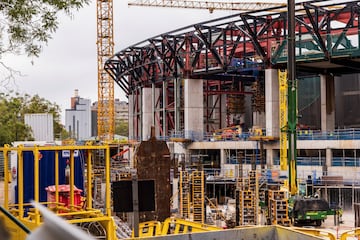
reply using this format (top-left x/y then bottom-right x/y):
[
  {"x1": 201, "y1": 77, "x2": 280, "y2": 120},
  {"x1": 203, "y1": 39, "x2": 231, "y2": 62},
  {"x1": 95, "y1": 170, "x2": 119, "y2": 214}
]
[
  {"x1": 179, "y1": 171, "x2": 190, "y2": 219},
  {"x1": 236, "y1": 170, "x2": 259, "y2": 225},
  {"x1": 192, "y1": 171, "x2": 205, "y2": 223},
  {"x1": 268, "y1": 190, "x2": 290, "y2": 226}
]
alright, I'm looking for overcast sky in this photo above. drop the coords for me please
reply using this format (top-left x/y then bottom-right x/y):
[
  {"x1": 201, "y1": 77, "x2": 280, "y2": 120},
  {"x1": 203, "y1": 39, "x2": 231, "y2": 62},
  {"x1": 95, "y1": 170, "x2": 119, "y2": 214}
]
[{"x1": 3, "y1": 0, "x2": 283, "y2": 124}]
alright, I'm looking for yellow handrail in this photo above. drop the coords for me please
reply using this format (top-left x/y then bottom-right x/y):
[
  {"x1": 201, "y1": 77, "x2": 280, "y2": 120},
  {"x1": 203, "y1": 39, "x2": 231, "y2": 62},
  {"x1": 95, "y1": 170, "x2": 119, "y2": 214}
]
[{"x1": 340, "y1": 228, "x2": 360, "y2": 240}]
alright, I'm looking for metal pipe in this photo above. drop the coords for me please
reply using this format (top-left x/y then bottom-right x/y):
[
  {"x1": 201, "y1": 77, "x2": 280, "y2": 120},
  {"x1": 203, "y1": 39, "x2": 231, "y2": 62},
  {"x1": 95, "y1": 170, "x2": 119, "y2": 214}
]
[
  {"x1": 33, "y1": 147, "x2": 40, "y2": 224},
  {"x1": 3, "y1": 145, "x2": 9, "y2": 209},
  {"x1": 70, "y1": 150, "x2": 75, "y2": 209},
  {"x1": 287, "y1": 0, "x2": 298, "y2": 196},
  {"x1": 105, "y1": 146, "x2": 111, "y2": 216},
  {"x1": 17, "y1": 148, "x2": 23, "y2": 219},
  {"x1": 55, "y1": 150, "x2": 59, "y2": 212},
  {"x1": 87, "y1": 150, "x2": 93, "y2": 209}
]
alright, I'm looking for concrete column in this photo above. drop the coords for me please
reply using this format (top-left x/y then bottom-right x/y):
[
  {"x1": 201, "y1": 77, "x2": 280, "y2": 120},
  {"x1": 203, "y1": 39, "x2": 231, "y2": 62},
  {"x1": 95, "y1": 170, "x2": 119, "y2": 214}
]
[
  {"x1": 325, "y1": 148, "x2": 332, "y2": 175},
  {"x1": 154, "y1": 87, "x2": 161, "y2": 137},
  {"x1": 253, "y1": 112, "x2": 266, "y2": 130},
  {"x1": 220, "y1": 94, "x2": 227, "y2": 128},
  {"x1": 320, "y1": 74, "x2": 335, "y2": 131},
  {"x1": 172, "y1": 178, "x2": 179, "y2": 210},
  {"x1": 184, "y1": 78, "x2": 204, "y2": 140},
  {"x1": 266, "y1": 149, "x2": 274, "y2": 167},
  {"x1": 220, "y1": 149, "x2": 226, "y2": 176},
  {"x1": 208, "y1": 94, "x2": 227, "y2": 130},
  {"x1": 142, "y1": 88, "x2": 152, "y2": 140},
  {"x1": 128, "y1": 94, "x2": 135, "y2": 140},
  {"x1": 209, "y1": 95, "x2": 220, "y2": 131},
  {"x1": 162, "y1": 81, "x2": 168, "y2": 137},
  {"x1": 265, "y1": 69, "x2": 280, "y2": 137}
]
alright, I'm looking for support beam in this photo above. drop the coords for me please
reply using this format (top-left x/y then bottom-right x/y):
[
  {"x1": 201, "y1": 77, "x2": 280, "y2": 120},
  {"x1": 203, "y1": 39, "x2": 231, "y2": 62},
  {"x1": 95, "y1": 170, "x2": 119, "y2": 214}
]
[
  {"x1": 320, "y1": 74, "x2": 335, "y2": 131},
  {"x1": 184, "y1": 78, "x2": 204, "y2": 140},
  {"x1": 265, "y1": 69, "x2": 280, "y2": 137}
]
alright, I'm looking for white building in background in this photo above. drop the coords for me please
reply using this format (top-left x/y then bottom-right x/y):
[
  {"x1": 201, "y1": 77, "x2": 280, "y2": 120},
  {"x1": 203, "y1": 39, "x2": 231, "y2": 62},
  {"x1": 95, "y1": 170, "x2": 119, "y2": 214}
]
[
  {"x1": 65, "y1": 89, "x2": 91, "y2": 140},
  {"x1": 24, "y1": 113, "x2": 54, "y2": 141},
  {"x1": 91, "y1": 98, "x2": 129, "y2": 136}
]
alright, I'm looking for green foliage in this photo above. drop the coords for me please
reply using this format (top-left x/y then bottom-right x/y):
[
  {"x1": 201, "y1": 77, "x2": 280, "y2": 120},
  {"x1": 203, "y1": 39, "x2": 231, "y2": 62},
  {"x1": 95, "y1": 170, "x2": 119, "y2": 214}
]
[
  {"x1": 115, "y1": 120, "x2": 129, "y2": 137},
  {"x1": 0, "y1": 92, "x2": 66, "y2": 145},
  {"x1": 0, "y1": 0, "x2": 89, "y2": 57}
]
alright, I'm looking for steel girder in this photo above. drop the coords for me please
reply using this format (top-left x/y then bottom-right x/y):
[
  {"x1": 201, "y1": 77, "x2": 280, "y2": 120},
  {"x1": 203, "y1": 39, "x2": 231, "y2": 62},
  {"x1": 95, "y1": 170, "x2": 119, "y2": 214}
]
[
  {"x1": 105, "y1": 0, "x2": 360, "y2": 92},
  {"x1": 105, "y1": 0, "x2": 360, "y2": 138}
]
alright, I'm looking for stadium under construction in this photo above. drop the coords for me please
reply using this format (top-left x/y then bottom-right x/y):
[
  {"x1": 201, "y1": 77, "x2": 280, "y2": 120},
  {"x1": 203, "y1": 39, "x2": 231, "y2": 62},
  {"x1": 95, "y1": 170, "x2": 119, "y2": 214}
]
[
  {"x1": 104, "y1": 0, "x2": 360, "y2": 213},
  {"x1": 2, "y1": 0, "x2": 360, "y2": 239}
]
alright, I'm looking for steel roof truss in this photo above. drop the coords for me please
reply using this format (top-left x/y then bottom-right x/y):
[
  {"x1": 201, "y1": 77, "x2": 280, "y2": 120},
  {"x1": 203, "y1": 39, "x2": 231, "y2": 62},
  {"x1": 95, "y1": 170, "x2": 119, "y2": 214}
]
[
  {"x1": 303, "y1": 3, "x2": 328, "y2": 56},
  {"x1": 239, "y1": 14, "x2": 266, "y2": 58},
  {"x1": 194, "y1": 25, "x2": 224, "y2": 69},
  {"x1": 149, "y1": 39, "x2": 175, "y2": 75},
  {"x1": 332, "y1": 10, "x2": 356, "y2": 51},
  {"x1": 163, "y1": 36, "x2": 185, "y2": 69}
]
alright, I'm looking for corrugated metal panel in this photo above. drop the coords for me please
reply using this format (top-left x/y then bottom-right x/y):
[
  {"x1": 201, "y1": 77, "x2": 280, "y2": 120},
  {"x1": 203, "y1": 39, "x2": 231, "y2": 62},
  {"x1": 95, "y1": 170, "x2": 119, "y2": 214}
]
[
  {"x1": 24, "y1": 113, "x2": 54, "y2": 141},
  {"x1": 0, "y1": 152, "x2": 9, "y2": 181}
]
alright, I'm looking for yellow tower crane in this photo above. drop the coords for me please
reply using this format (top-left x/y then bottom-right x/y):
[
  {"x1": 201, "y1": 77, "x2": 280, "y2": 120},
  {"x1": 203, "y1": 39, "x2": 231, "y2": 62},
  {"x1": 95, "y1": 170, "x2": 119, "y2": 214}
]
[{"x1": 97, "y1": 0, "x2": 114, "y2": 141}]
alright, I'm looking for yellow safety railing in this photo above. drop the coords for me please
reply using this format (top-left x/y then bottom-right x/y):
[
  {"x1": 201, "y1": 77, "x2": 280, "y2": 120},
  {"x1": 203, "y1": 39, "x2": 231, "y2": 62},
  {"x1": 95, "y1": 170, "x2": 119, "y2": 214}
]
[
  {"x1": 292, "y1": 227, "x2": 336, "y2": 240},
  {"x1": 134, "y1": 217, "x2": 222, "y2": 237},
  {"x1": 340, "y1": 228, "x2": 360, "y2": 240},
  {"x1": 0, "y1": 144, "x2": 117, "y2": 240}
]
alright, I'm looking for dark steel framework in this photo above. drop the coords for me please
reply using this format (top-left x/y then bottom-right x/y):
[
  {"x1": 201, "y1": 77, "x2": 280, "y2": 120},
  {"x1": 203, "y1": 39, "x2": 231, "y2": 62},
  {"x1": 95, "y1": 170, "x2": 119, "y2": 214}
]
[{"x1": 105, "y1": 0, "x2": 360, "y2": 139}]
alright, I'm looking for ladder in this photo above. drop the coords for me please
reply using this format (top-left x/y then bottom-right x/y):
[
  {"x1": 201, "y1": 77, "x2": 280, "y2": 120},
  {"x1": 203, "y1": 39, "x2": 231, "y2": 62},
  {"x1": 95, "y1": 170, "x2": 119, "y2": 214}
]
[
  {"x1": 192, "y1": 171, "x2": 205, "y2": 223},
  {"x1": 179, "y1": 171, "x2": 190, "y2": 219}
]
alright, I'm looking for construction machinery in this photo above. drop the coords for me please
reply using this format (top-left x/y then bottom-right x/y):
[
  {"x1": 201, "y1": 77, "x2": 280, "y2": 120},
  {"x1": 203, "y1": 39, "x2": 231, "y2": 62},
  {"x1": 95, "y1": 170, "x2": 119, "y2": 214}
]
[
  {"x1": 291, "y1": 197, "x2": 330, "y2": 227},
  {"x1": 212, "y1": 125, "x2": 244, "y2": 141}
]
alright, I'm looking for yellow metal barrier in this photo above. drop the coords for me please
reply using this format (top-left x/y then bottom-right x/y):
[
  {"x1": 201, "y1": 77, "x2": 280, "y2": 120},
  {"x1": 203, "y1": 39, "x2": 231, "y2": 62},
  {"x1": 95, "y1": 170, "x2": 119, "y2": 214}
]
[
  {"x1": 340, "y1": 228, "x2": 360, "y2": 240},
  {"x1": 0, "y1": 144, "x2": 117, "y2": 240},
  {"x1": 134, "y1": 217, "x2": 222, "y2": 237},
  {"x1": 292, "y1": 227, "x2": 336, "y2": 240},
  {"x1": 133, "y1": 220, "x2": 163, "y2": 237},
  {"x1": 162, "y1": 218, "x2": 221, "y2": 234}
]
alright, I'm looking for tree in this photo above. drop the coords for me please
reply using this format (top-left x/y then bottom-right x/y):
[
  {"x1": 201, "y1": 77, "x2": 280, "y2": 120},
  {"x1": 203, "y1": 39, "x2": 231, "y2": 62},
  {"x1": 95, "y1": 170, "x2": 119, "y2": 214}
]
[
  {"x1": 0, "y1": 0, "x2": 89, "y2": 58},
  {"x1": 115, "y1": 120, "x2": 129, "y2": 137},
  {"x1": 0, "y1": 92, "x2": 66, "y2": 145},
  {"x1": 0, "y1": 0, "x2": 89, "y2": 84}
]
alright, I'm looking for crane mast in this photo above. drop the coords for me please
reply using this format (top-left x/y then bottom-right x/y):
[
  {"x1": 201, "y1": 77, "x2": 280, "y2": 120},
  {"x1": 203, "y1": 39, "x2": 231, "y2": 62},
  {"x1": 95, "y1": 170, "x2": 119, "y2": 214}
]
[
  {"x1": 97, "y1": 0, "x2": 115, "y2": 141},
  {"x1": 128, "y1": 0, "x2": 285, "y2": 12}
]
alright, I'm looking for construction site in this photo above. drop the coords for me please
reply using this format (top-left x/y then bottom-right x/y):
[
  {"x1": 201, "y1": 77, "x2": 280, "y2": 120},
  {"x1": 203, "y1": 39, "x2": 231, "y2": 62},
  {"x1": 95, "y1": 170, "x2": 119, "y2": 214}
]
[{"x1": 2, "y1": 0, "x2": 360, "y2": 239}]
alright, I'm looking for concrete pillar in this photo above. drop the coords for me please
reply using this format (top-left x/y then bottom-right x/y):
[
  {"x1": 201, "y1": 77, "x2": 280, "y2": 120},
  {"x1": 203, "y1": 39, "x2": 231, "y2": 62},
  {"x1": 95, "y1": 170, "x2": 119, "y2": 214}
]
[
  {"x1": 209, "y1": 95, "x2": 220, "y2": 131},
  {"x1": 265, "y1": 69, "x2": 280, "y2": 137},
  {"x1": 142, "y1": 88, "x2": 152, "y2": 140},
  {"x1": 266, "y1": 149, "x2": 274, "y2": 167},
  {"x1": 220, "y1": 94, "x2": 227, "y2": 128},
  {"x1": 253, "y1": 112, "x2": 266, "y2": 130},
  {"x1": 208, "y1": 94, "x2": 227, "y2": 130},
  {"x1": 154, "y1": 87, "x2": 161, "y2": 137},
  {"x1": 128, "y1": 94, "x2": 135, "y2": 140},
  {"x1": 172, "y1": 178, "x2": 179, "y2": 210},
  {"x1": 162, "y1": 81, "x2": 168, "y2": 137},
  {"x1": 184, "y1": 78, "x2": 204, "y2": 140},
  {"x1": 325, "y1": 148, "x2": 332, "y2": 175},
  {"x1": 220, "y1": 149, "x2": 226, "y2": 176},
  {"x1": 320, "y1": 74, "x2": 335, "y2": 131}
]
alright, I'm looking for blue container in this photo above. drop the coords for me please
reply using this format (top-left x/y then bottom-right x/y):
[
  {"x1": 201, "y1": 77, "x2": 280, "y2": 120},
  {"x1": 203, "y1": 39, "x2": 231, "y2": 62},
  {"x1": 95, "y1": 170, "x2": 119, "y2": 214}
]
[{"x1": 16, "y1": 150, "x2": 85, "y2": 204}]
